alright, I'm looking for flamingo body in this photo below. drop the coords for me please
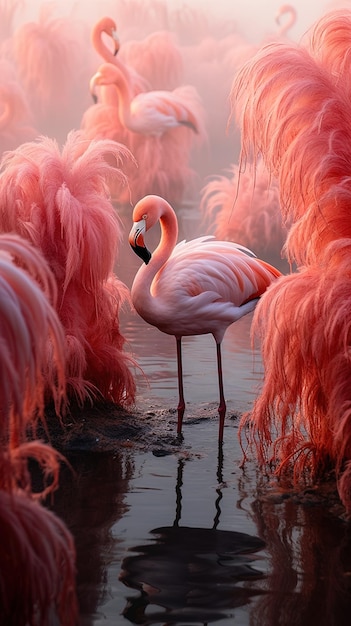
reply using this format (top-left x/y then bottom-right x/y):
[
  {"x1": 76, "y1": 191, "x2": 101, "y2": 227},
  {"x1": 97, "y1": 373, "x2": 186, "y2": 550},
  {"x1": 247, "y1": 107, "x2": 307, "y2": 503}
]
[
  {"x1": 129, "y1": 195, "x2": 282, "y2": 442},
  {"x1": 90, "y1": 62, "x2": 200, "y2": 136}
]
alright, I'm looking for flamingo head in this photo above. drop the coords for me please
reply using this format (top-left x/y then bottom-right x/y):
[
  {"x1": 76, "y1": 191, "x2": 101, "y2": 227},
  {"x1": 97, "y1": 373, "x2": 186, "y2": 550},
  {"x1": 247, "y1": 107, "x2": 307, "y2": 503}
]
[{"x1": 89, "y1": 71, "x2": 102, "y2": 103}]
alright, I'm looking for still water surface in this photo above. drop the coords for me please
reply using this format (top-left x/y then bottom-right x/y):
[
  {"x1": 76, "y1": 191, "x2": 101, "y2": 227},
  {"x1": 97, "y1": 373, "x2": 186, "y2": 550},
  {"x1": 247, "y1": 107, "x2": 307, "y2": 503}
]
[{"x1": 50, "y1": 205, "x2": 351, "y2": 626}]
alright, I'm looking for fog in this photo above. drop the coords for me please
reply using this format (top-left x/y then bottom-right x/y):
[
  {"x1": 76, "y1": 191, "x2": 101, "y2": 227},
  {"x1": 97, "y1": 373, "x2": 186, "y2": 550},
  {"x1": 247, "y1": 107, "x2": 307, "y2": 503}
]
[
  {"x1": 3, "y1": 0, "x2": 351, "y2": 182},
  {"x1": 17, "y1": 0, "x2": 350, "y2": 43}
]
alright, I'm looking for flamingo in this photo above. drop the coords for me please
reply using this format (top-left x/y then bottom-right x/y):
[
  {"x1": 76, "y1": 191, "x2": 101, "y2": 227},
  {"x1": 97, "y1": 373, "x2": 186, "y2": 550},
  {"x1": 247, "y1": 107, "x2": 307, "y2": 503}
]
[
  {"x1": 275, "y1": 4, "x2": 298, "y2": 38},
  {"x1": 86, "y1": 62, "x2": 206, "y2": 204},
  {"x1": 91, "y1": 15, "x2": 149, "y2": 104},
  {"x1": 128, "y1": 194, "x2": 282, "y2": 443},
  {"x1": 89, "y1": 61, "x2": 201, "y2": 136}
]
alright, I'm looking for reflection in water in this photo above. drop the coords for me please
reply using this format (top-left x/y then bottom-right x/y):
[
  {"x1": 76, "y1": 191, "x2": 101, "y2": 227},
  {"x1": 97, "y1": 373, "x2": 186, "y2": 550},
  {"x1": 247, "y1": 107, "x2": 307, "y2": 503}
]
[
  {"x1": 43, "y1": 207, "x2": 351, "y2": 626},
  {"x1": 233, "y1": 464, "x2": 351, "y2": 626},
  {"x1": 247, "y1": 493, "x2": 351, "y2": 626},
  {"x1": 119, "y1": 454, "x2": 267, "y2": 624},
  {"x1": 48, "y1": 451, "x2": 134, "y2": 625}
]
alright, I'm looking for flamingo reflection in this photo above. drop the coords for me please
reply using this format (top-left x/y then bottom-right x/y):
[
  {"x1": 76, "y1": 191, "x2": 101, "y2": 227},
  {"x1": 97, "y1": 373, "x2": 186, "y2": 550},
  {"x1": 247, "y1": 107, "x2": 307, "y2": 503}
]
[{"x1": 119, "y1": 452, "x2": 266, "y2": 624}]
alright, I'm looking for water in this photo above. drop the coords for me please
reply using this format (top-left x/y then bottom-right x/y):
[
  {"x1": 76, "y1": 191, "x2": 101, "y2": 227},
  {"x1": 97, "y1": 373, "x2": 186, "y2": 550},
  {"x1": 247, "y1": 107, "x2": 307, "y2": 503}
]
[{"x1": 48, "y1": 206, "x2": 351, "y2": 626}]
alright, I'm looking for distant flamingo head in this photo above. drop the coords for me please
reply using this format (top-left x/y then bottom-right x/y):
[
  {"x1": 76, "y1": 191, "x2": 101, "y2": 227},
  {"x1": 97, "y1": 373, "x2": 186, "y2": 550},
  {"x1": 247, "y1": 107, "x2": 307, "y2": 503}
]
[{"x1": 89, "y1": 63, "x2": 122, "y2": 103}]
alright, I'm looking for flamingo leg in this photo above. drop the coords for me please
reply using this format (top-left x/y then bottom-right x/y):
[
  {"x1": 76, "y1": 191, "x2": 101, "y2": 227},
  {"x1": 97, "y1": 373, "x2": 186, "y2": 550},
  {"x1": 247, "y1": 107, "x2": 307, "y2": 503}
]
[
  {"x1": 216, "y1": 341, "x2": 226, "y2": 444},
  {"x1": 176, "y1": 336, "x2": 185, "y2": 435}
]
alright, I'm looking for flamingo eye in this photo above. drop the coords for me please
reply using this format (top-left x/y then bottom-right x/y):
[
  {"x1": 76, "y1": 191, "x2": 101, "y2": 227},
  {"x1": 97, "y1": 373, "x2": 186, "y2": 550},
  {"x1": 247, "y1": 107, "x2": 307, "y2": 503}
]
[{"x1": 142, "y1": 214, "x2": 147, "y2": 220}]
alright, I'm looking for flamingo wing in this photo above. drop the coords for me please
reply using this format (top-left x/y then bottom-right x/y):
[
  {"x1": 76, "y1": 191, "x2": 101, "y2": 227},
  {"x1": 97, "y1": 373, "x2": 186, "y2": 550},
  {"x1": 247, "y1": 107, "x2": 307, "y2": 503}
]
[
  {"x1": 150, "y1": 238, "x2": 280, "y2": 337},
  {"x1": 131, "y1": 88, "x2": 199, "y2": 134}
]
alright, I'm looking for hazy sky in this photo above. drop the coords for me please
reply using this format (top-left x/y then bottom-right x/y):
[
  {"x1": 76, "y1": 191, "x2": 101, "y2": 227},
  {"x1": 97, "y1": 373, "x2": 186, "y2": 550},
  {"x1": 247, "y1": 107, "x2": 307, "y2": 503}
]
[
  {"x1": 19, "y1": 0, "x2": 351, "y2": 41},
  {"x1": 175, "y1": 0, "x2": 351, "y2": 42}
]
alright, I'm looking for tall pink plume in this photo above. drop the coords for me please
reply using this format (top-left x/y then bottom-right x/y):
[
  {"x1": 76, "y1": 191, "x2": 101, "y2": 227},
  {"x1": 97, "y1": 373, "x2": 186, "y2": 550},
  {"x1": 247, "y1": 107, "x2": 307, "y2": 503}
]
[
  {"x1": 239, "y1": 239, "x2": 351, "y2": 514},
  {"x1": 230, "y1": 9, "x2": 351, "y2": 516},
  {"x1": 0, "y1": 233, "x2": 65, "y2": 427},
  {"x1": 230, "y1": 36, "x2": 351, "y2": 266},
  {"x1": 200, "y1": 158, "x2": 286, "y2": 261},
  {"x1": 0, "y1": 233, "x2": 78, "y2": 623},
  {"x1": 0, "y1": 130, "x2": 137, "y2": 407},
  {"x1": 0, "y1": 489, "x2": 77, "y2": 625},
  {"x1": 306, "y1": 9, "x2": 351, "y2": 93},
  {"x1": 0, "y1": 232, "x2": 67, "y2": 500}
]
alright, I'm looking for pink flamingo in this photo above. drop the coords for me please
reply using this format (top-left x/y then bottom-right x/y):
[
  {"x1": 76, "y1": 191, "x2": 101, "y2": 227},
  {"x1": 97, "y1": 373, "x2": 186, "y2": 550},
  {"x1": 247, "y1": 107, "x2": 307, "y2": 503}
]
[
  {"x1": 0, "y1": 232, "x2": 77, "y2": 624},
  {"x1": 275, "y1": 4, "x2": 298, "y2": 37},
  {"x1": 230, "y1": 9, "x2": 351, "y2": 514},
  {"x1": 200, "y1": 158, "x2": 287, "y2": 263},
  {"x1": 128, "y1": 194, "x2": 282, "y2": 443},
  {"x1": 87, "y1": 62, "x2": 206, "y2": 204},
  {"x1": 0, "y1": 130, "x2": 137, "y2": 408},
  {"x1": 91, "y1": 15, "x2": 149, "y2": 105},
  {"x1": 89, "y1": 61, "x2": 201, "y2": 136}
]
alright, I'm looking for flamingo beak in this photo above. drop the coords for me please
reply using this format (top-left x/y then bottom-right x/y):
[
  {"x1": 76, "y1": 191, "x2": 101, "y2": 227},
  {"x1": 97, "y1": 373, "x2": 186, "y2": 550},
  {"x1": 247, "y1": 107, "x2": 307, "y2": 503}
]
[
  {"x1": 89, "y1": 73, "x2": 101, "y2": 103},
  {"x1": 129, "y1": 220, "x2": 152, "y2": 264},
  {"x1": 111, "y1": 29, "x2": 120, "y2": 56}
]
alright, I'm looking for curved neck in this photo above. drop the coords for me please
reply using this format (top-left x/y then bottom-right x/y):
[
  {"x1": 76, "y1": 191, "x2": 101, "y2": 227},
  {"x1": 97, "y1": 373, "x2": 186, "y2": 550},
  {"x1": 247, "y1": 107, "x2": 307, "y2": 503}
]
[
  {"x1": 110, "y1": 69, "x2": 134, "y2": 129},
  {"x1": 92, "y1": 23, "x2": 116, "y2": 63},
  {"x1": 277, "y1": 7, "x2": 296, "y2": 36},
  {"x1": 131, "y1": 203, "x2": 178, "y2": 320}
]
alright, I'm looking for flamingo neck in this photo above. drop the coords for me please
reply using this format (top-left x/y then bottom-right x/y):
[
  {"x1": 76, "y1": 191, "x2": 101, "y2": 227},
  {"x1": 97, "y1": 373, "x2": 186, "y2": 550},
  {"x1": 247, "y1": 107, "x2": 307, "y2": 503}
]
[
  {"x1": 277, "y1": 7, "x2": 297, "y2": 36},
  {"x1": 132, "y1": 203, "x2": 178, "y2": 321},
  {"x1": 107, "y1": 69, "x2": 134, "y2": 130},
  {"x1": 92, "y1": 24, "x2": 116, "y2": 63}
]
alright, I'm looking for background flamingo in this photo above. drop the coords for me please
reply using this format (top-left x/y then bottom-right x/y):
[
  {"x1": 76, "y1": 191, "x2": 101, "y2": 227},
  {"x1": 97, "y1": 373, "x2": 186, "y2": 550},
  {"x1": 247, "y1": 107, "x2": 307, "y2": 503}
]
[
  {"x1": 230, "y1": 8, "x2": 351, "y2": 515},
  {"x1": 85, "y1": 61, "x2": 207, "y2": 205},
  {"x1": 89, "y1": 61, "x2": 201, "y2": 136},
  {"x1": 128, "y1": 194, "x2": 282, "y2": 443}
]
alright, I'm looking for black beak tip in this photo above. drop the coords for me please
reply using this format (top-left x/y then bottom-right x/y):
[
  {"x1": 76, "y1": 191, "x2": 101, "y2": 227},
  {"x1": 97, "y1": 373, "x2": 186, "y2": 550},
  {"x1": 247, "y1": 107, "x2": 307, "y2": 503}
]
[{"x1": 131, "y1": 244, "x2": 152, "y2": 265}]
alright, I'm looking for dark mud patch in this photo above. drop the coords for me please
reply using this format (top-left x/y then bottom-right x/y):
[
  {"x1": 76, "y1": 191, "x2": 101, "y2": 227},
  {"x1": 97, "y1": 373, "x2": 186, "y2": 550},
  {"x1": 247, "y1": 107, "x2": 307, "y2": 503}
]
[{"x1": 36, "y1": 401, "x2": 186, "y2": 455}]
